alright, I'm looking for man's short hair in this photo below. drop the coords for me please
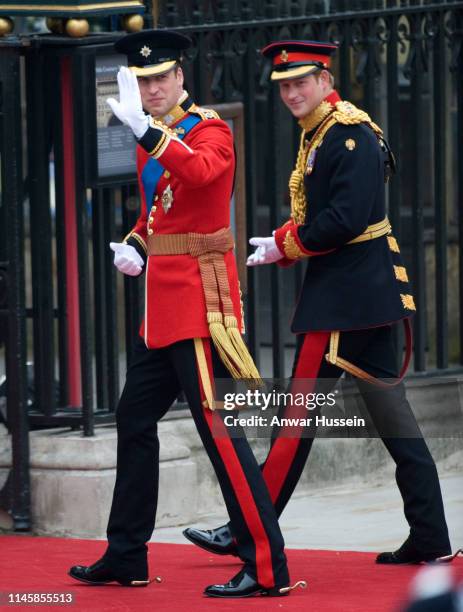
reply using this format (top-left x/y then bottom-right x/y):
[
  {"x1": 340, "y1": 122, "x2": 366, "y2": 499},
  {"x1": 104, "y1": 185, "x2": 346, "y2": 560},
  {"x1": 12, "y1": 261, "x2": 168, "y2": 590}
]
[{"x1": 313, "y1": 68, "x2": 335, "y2": 87}]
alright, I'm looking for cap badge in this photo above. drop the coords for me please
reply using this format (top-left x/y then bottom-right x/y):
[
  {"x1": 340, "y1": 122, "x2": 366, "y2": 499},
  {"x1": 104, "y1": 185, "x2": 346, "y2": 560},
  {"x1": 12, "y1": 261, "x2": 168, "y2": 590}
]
[
  {"x1": 345, "y1": 138, "x2": 356, "y2": 151},
  {"x1": 140, "y1": 45, "x2": 152, "y2": 58},
  {"x1": 280, "y1": 49, "x2": 289, "y2": 62}
]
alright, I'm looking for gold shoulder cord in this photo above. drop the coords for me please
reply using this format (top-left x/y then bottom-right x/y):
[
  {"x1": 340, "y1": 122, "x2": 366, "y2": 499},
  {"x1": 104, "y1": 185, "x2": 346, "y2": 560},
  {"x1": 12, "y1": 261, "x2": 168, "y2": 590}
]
[
  {"x1": 289, "y1": 115, "x2": 337, "y2": 224},
  {"x1": 288, "y1": 101, "x2": 383, "y2": 225},
  {"x1": 189, "y1": 104, "x2": 221, "y2": 120},
  {"x1": 288, "y1": 130, "x2": 310, "y2": 225}
]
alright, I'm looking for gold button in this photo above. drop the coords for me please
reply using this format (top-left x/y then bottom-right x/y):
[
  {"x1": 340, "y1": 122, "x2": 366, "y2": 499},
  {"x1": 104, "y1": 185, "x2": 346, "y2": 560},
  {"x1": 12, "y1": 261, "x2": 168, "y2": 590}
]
[
  {"x1": 148, "y1": 229, "x2": 153, "y2": 236},
  {"x1": 164, "y1": 171, "x2": 170, "y2": 178},
  {"x1": 152, "y1": 205, "x2": 157, "y2": 212},
  {"x1": 148, "y1": 217, "x2": 153, "y2": 224}
]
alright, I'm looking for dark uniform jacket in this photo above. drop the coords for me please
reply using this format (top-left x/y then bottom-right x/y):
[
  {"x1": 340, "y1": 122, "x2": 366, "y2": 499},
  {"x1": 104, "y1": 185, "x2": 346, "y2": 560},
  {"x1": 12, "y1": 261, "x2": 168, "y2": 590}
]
[{"x1": 274, "y1": 91, "x2": 415, "y2": 333}]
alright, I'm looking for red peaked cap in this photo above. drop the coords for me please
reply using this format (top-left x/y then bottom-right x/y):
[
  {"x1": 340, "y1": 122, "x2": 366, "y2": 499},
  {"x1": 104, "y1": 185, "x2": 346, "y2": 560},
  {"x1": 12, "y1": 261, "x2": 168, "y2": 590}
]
[{"x1": 262, "y1": 40, "x2": 338, "y2": 81}]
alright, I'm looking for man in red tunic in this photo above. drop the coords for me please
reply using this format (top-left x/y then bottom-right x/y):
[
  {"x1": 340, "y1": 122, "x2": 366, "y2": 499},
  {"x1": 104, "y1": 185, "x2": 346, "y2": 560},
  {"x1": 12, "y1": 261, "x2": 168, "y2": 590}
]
[{"x1": 68, "y1": 30, "x2": 294, "y2": 599}]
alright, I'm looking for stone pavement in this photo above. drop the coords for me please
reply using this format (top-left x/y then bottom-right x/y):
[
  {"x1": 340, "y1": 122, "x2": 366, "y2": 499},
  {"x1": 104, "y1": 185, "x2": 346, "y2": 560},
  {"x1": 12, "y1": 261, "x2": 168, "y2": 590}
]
[{"x1": 153, "y1": 450, "x2": 463, "y2": 553}]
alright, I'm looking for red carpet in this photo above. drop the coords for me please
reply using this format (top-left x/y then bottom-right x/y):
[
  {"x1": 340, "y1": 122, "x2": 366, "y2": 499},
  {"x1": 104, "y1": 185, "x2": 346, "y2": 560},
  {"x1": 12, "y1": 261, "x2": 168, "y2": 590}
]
[{"x1": 1, "y1": 536, "x2": 462, "y2": 611}]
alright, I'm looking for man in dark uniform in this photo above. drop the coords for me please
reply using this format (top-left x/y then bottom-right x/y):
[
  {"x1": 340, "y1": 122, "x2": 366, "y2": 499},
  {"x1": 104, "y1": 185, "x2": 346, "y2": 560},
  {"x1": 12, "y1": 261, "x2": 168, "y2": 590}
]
[
  {"x1": 68, "y1": 30, "x2": 295, "y2": 599},
  {"x1": 184, "y1": 40, "x2": 453, "y2": 565}
]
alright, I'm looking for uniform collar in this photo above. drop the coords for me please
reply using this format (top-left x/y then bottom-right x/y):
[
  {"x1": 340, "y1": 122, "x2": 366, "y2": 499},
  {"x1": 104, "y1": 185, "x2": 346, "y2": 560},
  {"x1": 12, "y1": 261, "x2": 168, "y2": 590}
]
[
  {"x1": 156, "y1": 91, "x2": 195, "y2": 126},
  {"x1": 298, "y1": 89, "x2": 341, "y2": 133}
]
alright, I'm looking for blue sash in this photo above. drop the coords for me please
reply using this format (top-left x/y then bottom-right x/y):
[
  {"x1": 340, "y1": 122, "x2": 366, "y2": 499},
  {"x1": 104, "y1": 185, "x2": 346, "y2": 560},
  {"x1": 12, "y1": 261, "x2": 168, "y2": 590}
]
[{"x1": 141, "y1": 115, "x2": 201, "y2": 213}]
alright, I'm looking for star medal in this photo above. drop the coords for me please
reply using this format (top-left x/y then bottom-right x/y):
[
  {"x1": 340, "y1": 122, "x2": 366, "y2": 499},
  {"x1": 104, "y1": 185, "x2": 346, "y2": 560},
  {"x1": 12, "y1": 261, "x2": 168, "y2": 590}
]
[{"x1": 161, "y1": 184, "x2": 173, "y2": 213}]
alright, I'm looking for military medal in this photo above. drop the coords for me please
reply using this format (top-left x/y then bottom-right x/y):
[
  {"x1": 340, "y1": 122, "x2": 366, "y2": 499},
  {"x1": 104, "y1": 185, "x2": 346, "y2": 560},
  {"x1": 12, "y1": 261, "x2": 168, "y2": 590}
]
[
  {"x1": 306, "y1": 148, "x2": 317, "y2": 175},
  {"x1": 161, "y1": 184, "x2": 173, "y2": 213}
]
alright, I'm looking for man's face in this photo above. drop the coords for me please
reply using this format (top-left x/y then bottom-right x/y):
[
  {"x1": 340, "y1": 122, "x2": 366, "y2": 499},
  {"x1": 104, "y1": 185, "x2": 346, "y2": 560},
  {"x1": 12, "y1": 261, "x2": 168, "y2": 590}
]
[
  {"x1": 137, "y1": 67, "x2": 184, "y2": 117},
  {"x1": 278, "y1": 73, "x2": 327, "y2": 118}
]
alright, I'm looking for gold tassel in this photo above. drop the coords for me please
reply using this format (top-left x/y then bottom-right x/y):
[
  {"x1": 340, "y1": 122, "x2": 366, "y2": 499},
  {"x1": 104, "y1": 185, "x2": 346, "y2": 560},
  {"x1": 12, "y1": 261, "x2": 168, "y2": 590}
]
[
  {"x1": 224, "y1": 315, "x2": 263, "y2": 385},
  {"x1": 207, "y1": 312, "x2": 241, "y2": 379}
]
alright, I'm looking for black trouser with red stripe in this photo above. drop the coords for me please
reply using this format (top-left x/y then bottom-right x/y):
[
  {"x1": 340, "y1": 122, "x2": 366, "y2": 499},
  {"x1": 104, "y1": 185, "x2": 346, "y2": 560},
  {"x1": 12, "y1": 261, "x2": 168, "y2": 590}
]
[
  {"x1": 103, "y1": 335, "x2": 289, "y2": 589},
  {"x1": 234, "y1": 325, "x2": 450, "y2": 554}
]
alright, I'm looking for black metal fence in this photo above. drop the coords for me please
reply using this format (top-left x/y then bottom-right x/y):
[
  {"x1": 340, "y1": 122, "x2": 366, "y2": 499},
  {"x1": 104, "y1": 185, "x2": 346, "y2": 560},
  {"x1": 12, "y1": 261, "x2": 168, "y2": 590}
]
[
  {"x1": 154, "y1": 0, "x2": 463, "y2": 379},
  {"x1": 0, "y1": 39, "x2": 30, "y2": 529},
  {"x1": 0, "y1": 0, "x2": 462, "y2": 528}
]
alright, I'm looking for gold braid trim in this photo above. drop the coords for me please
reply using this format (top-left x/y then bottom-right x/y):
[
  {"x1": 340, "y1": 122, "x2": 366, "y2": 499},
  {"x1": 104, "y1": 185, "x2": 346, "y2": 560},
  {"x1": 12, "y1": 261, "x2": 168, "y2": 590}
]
[
  {"x1": 401, "y1": 294, "x2": 416, "y2": 311},
  {"x1": 289, "y1": 116, "x2": 337, "y2": 224},
  {"x1": 331, "y1": 101, "x2": 383, "y2": 136},
  {"x1": 394, "y1": 265, "x2": 409, "y2": 283},
  {"x1": 123, "y1": 231, "x2": 147, "y2": 255},
  {"x1": 289, "y1": 129, "x2": 309, "y2": 224},
  {"x1": 289, "y1": 99, "x2": 383, "y2": 225},
  {"x1": 190, "y1": 104, "x2": 220, "y2": 120},
  {"x1": 298, "y1": 100, "x2": 333, "y2": 133},
  {"x1": 283, "y1": 230, "x2": 308, "y2": 260},
  {"x1": 387, "y1": 235, "x2": 400, "y2": 253}
]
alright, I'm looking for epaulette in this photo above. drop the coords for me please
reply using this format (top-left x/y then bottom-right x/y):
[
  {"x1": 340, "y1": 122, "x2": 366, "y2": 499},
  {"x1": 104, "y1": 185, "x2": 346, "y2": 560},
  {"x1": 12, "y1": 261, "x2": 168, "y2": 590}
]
[
  {"x1": 189, "y1": 104, "x2": 221, "y2": 121},
  {"x1": 332, "y1": 101, "x2": 383, "y2": 136}
]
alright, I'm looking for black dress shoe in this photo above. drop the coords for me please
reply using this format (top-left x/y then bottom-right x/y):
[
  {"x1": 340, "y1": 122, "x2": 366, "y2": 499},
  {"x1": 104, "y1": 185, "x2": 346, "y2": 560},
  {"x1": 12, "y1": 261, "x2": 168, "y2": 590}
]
[
  {"x1": 68, "y1": 559, "x2": 150, "y2": 587},
  {"x1": 376, "y1": 537, "x2": 452, "y2": 565},
  {"x1": 183, "y1": 525, "x2": 239, "y2": 557},
  {"x1": 204, "y1": 569, "x2": 289, "y2": 598}
]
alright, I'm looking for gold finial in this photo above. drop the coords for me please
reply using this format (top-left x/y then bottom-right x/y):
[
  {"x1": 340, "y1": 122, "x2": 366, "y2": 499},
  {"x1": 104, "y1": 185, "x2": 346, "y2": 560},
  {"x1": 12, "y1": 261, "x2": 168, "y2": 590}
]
[
  {"x1": 121, "y1": 14, "x2": 144, "y2": 33},
  {"x1": 0, "y1": 17, "x2": 14, "y2": 36},
  {"x1": 65, "y1": 19, "x2": 89, "y2": 38}
]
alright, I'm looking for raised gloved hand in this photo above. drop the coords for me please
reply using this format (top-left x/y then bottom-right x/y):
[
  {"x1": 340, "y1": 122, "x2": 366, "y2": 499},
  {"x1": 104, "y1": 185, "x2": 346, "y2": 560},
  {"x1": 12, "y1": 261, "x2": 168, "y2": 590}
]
[
  {"x1": 106, "y1": 66, "x2": 149, "y2": 139},
  {"x1": 246, "y1": 234, "x2": 283, "y2": 266},
  {"x1": 109, "y1": 242, "x2": 144, "y2": 276}
]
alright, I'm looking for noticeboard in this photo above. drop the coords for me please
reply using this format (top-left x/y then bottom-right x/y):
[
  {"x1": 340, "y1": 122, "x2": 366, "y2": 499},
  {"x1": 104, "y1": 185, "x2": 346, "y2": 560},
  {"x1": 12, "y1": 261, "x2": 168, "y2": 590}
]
[{"x1": 95, "y1": 54, "x2": 137, "y2": 179}]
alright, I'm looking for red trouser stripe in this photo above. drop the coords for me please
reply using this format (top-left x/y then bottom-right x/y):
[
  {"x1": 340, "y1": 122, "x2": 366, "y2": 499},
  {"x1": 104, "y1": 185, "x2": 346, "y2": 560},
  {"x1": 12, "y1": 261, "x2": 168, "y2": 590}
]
[
  {"x1": 196, "y1": 339, "x2": 275, "y2": 589},
  {"x1": 262, "y1": 331, "x2": 331, "y2": 503}
]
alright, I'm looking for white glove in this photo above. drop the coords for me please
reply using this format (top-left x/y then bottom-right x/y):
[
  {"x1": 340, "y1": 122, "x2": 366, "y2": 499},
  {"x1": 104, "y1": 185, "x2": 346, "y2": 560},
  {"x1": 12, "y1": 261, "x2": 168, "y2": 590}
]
[
  {"x1": 246, "y1": 235, "x2": 283, "y2": 266},
  {"x1": 109, "y1": 242, "x2": 144, "y2": 276},
  {"x1": 106, "y1": 66, "x2": 149, "y2": 139}
]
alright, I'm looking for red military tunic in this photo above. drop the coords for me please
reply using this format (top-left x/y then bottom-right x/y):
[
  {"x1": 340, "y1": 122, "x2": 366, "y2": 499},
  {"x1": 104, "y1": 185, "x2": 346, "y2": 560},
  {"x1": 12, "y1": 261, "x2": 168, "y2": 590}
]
[{"x1": 125, "y1": 96, "x2": 243, "y2": 348}]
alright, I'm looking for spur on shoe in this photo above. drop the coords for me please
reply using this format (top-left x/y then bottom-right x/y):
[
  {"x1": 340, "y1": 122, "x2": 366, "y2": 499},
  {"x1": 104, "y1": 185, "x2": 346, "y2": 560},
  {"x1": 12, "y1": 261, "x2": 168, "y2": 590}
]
[
  {"x1": 204, "y1": 568, "x2": 306, "y2": 598},
  {"x1": 183, "y1": 525, "x2": 238, "y2": 557},
  {"x1": 376, "y1": 537, "x2": 453, "y2": 565},
  {"x1": 68, "y1": 559, "x2": 150, "y2": 587}
]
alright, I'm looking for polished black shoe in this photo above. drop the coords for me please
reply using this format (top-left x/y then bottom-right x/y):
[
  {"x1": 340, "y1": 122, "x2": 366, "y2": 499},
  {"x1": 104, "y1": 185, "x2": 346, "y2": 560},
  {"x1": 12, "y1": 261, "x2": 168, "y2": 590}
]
[
  {"x1": 183, "y1": 525, "x2": 239, "y2": 557},
  {"x1": 204, "y1": 569, "x2": 290, "y2": 598},
  {"x1": 376, "y1": 537, "x2": 452, "y2": 565},
  {"x1": 68, "y1": 559, "x2": 150, "y2": 587}
]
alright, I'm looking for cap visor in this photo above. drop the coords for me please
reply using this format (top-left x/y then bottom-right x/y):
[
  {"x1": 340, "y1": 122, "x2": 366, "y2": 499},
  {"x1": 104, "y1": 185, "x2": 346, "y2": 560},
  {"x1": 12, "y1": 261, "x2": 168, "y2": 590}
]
[
  {"x1": 129, "y1": 60, "x2": 177, "y2": 77},
  {"x1": 270, "y1": 65, "x2": 319, "y2": 81}
]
